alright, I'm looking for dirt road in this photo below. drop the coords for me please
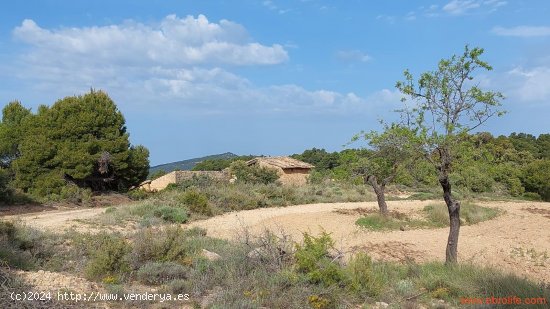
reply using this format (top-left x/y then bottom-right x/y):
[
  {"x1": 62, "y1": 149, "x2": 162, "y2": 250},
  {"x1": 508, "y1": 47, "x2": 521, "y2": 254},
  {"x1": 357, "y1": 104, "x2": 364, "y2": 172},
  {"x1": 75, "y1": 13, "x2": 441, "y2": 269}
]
[
  {"x1": 189, "y1": 200, "x2": 550, "y2": 284},
  {"x1": 3, "y1": 207, "x2": 106, "y2": 230},
  {"x1": 5, "y1": 199, "x2": 550, "y2": 283}
]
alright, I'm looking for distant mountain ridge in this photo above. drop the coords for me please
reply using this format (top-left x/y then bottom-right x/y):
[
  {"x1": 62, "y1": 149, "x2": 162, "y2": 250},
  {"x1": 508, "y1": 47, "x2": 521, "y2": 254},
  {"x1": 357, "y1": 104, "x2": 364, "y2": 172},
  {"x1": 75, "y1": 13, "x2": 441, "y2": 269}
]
[{"x1": 149, "y1": 152, "x2": 238, "y2": 175}]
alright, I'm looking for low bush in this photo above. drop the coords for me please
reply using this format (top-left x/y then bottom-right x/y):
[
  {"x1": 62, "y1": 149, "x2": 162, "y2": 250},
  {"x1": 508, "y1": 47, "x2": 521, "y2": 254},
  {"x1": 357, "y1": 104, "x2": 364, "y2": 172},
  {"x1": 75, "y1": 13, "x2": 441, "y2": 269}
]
[
  {"x1": 127, "y1": 189, "x2": 151, "y2": 200},
  {"x1": 153, "y1": 206, "x2": 188, "y2": 223},
  {"x1": 229, "y1": 160, "x2": 279, "y2": 185},
  {"x1": 522, "y1": 192, "x2": 542, "y2": 201},
  {"x1": 423, "y1": 202, "x2": 500, "y2": 226},
  {"x1": 346, "y1": 252, "x2": 383, "y2": 296},
  {"x1": 84, "y1": 232, "x2": 131, "y2": 282},
  {"x1": 414, "y1": 262, "x2": 550, "y2": 304},
  {"x1": 130, "y1": 226, "x2": 189, "y2": 268},
  {"x1": 179, "y1": 189, "x2": 213, "y2": 216},
  {"x1": 136, "y1": 261, "x2": 188, "y2": 285},
  {"x1": 294, "y1": 232, "x2": 344, "y2": 286},
  {"x1": 355, "y1": 211, "x2": 430, "y2": 231},
  {"x1": 0, "y1": 221, "x2": 61, "y2": 270}
]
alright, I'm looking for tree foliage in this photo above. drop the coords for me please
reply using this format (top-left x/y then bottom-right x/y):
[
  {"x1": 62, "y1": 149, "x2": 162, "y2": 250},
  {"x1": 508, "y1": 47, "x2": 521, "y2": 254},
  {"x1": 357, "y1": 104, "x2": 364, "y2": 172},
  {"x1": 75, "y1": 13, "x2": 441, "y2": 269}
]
[
  {"x1": 229, "y1": 160, "x2": 279, "y2": 185},
  {"x1": 4, "y1": 90, "x2": 149, "y2": 197},
  {"x1": 351, "y1": 124, "x2": 418, "y2": 214},
  {"x1": 395, "y1": 45, "x2": 505, "y2": 264},
  {"x1": 192, "y1": 155, "x2": 255, "y2": 171},
  {"x1": 0, "y1": 101, "x2": 32, "y2": 168}
]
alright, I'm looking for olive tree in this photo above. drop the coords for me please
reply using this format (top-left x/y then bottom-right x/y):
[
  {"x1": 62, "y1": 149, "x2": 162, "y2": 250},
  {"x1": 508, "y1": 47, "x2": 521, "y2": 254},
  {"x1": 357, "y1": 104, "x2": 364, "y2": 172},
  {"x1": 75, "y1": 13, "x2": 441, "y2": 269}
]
[{"x1": 396, "y1": 46, "x2": 504, "y2": 264}]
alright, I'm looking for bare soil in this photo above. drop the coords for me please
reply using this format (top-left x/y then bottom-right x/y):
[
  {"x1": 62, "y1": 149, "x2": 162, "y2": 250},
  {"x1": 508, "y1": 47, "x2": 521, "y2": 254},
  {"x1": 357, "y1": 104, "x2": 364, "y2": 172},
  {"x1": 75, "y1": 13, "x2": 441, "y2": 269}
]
[
  {"x1": 188, "y1": 200, "x2": 550, "y2": 284},
  {"x1": 3, "y1": 207, "x2": 107, "y2": 231},
  {"x1": 5, "y1": 199, "x2": 550, "y2": 287}
]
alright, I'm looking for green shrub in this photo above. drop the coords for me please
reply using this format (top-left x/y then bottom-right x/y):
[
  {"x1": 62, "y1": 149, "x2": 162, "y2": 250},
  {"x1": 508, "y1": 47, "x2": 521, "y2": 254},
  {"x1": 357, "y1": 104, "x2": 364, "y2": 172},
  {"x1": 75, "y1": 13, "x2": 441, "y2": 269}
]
[
  {"x1": 84, "y1": 232, "x2": 131, "y2": 281},
  {"x1": 0, "y1": 222, "x2": 60, "y2": 270},
  {"x1": 294, "y1": 232, "x2": 344, "y2": 286},
  {"x1": 127, "y1": 189, "x2": 151, "y2": 200},
  {"x1": 346, "y1": 252, "x2": 383, "y2": 296},
  {"x1": 166, "y1": 279, "x2": 189, "y2": 294},
  {"x1": 355, "y1": 213, "x2": 402, "y2": 230},
  {"x1": 136, "y1": 261, "x2": 188, "y2": 285},
  {"x1": 0, "y1": 168, "x2": 12, "y2": 203},
  {"x1": 423, "y1": 203, "x2": 499, "y2": 226},
  {"x1": 423, "y1": 204, "x2": 449, "y2": 227},
  {"x1": 153, "y1": 206, "x2": 188, "y2": 223},
  {"x1": 0, "y1": 221, "x2": 16, "y2": 240},
  {"x1": 130, "y1": 226, "x2": 188, "y2": 268},
  {"x1": 59, "y1": 184, "x2": 92, "y2": 205},
  {"x1": 229, "y1": 161, "x2": 279, "y2": 185},
  {"x1": 522, "y1": 159, "x2": 550, "y2": 201},
  {"x1": 460, "y1": 202, "x2": 500, "y2": 225},
  {"x1": 506, "y1": 177, "x2": 525, "y2": 197},
  {"x1": 415, "y1": 262, "x2": 550, "y2": 303},
  {"x1": 522, "y1": 192, "x2": 542, "y2": 201},
  {"x1": 179, "y1": 189, "x2": 213, "y2": 216},
  {"x1": 355, "y1": 212, "x2": 428, "y2": 230}
]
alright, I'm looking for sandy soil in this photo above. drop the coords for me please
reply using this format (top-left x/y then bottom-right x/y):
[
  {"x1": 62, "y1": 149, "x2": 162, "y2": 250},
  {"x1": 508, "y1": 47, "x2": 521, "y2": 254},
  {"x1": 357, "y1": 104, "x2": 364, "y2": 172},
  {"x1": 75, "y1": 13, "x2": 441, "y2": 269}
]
[
  {"x1": 3, "y1": 207, "x2": 107, "y2": 231},
  {"x1": 189, "y1": 200, "x2": 550, "y2": 284},
  {"x1": 6, "y1": 199, "x2": 550, "y2": 285}
]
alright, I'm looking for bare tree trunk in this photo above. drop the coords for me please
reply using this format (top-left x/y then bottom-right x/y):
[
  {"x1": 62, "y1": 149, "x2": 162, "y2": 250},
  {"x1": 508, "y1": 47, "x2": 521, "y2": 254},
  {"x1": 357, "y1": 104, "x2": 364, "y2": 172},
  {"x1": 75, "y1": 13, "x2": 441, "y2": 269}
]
[
  {"x1": 439, "y1": 172, "x2": 460, "y2": 264},
  {"x1": 365, "y1": 175, "x2": 389, "y2": 216}
]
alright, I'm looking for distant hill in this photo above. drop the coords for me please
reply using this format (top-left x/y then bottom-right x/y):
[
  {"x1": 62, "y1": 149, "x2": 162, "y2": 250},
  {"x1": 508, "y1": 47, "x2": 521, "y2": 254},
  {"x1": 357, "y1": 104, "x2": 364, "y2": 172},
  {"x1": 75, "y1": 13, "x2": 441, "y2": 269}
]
[{"x1": 149, "y1": 152, "x2": 238, "y2": 175}]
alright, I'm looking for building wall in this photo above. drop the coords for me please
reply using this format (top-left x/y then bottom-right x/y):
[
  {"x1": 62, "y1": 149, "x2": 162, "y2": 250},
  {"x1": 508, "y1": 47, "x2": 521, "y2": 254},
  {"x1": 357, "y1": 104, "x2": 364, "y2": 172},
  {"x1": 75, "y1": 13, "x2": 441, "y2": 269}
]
[
  {"x1": 254, "y1": 161, "x2": 310, "y2": 186},
  {"x1": 148, "y1": 171, "x2": 177, "y2": 191},
  {"x1": 279, "y1": 168, "x2": 310, "y2": 186},
  {"x1": 144, "y1": 170, "x2": 229, "y2": 192}
]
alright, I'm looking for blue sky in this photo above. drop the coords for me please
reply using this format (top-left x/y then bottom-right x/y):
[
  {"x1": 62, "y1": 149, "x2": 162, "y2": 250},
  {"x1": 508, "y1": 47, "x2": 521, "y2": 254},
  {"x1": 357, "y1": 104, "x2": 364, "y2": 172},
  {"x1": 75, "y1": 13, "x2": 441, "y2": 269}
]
[{"x1": 1, "y1": 0, "x2": 549, "y2": 165}]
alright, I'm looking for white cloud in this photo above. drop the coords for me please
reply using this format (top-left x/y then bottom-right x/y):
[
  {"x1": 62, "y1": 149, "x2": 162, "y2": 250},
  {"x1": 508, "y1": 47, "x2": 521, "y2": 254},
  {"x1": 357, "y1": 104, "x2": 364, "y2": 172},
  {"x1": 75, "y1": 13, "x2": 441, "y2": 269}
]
[
  {"x1": 10, "y1": 14, "x2": 382, "y2": 115},
  {"x1": 441, "y1": 0, "x2": 506, "y2": 15},
  {"x1": 336, "y1": 50, "x2": 372, "y2": 62},
  {"x1": 443, "y1": 0, "x2": 480, "y2": 15},
  {"x1": 13, "y1": 15, "x2": 288, "y2": 66},
  {"x1": 491, "y1": 26, "x2": 550, "y2": 37},
  {"x1": 506, "y1": 66, "x2": 550, "y2": 102}
]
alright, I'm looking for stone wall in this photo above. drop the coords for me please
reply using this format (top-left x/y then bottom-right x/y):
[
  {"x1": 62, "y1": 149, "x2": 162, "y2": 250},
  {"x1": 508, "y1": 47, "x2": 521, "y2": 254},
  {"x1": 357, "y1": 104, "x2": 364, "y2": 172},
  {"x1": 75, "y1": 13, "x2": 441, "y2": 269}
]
[
  {"x1": 254, "y1": 161, "x2": 310, "y2": 186},
  {"x1": 279, "y1": 168, "x2": 310, "y2": 186},
  {"x1": 149, "y1": 171, "x2": 178, "y2": 191},
  {"x1": 144, "y1": 170, "x2": 230, "y2": 192},
  {"x1": 174, "y1": 170, "x2": 230, "y2": 182}
]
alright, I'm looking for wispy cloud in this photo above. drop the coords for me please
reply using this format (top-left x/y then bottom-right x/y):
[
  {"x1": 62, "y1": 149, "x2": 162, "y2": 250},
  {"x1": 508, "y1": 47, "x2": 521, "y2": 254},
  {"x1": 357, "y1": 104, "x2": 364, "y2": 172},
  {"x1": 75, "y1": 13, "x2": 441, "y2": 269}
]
[
  {"x1": 492, "y1": 26, "x2": 550, "y2": 37},
  {"x1": 336, "y1": 50, "x2": 372, "y2": 63},
  {"x1": 442, "y1": 0, "x2": 506, "y2": 15},
  {"x1": 506, "y1": 66, "x2": 550, "y2": 102},
  {"x1": 262, "y1": 0, "x2": 291, "y2": 14}
]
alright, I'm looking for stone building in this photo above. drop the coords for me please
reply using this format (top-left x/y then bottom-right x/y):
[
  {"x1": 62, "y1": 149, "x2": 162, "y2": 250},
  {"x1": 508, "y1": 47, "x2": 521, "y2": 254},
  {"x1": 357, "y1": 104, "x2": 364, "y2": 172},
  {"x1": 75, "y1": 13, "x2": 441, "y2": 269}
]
[
  {"x1": 246, "y1": 156, "x2": 314, "y2": 186},
  {"x1": 138, "y1": 170, "x2": 229, "y2": 192}
]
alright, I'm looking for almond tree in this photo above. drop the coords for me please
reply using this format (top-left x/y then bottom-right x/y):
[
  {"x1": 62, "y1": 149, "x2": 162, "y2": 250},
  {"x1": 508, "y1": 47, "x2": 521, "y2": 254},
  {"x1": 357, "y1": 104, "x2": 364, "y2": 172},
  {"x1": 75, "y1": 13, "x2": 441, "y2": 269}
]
[
  {"x1": 351, "y1": 124, "x2": 416, "y2": 215},
  {"x1": 396, "y1": 46, "x2": 504, "y2": 264}
]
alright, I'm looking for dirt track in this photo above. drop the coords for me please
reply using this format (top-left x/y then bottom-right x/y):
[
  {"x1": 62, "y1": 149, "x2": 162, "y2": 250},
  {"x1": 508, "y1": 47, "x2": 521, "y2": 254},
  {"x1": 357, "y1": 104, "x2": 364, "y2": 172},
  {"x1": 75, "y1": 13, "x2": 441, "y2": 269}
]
[
  {"x1": 5, "y1": 199, "x2": 550, "y2": 284},
  {"x1": 3, "y1": 207, "x2": 106, "y2": 230},
  {"x1": 189, "y1": 200, "x2": 550, "y2": 284}
]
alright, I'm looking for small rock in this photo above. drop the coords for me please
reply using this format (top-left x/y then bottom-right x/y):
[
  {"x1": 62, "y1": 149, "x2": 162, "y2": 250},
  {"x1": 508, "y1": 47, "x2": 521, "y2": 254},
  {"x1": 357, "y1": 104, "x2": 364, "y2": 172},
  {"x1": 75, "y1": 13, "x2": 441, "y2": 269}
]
[
  {"x1": 375, "y1": 301, "x2": 389, "y2": 308},
  {"x1": 201, "y1": 249, "x2": 221, "y2": 261}
]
